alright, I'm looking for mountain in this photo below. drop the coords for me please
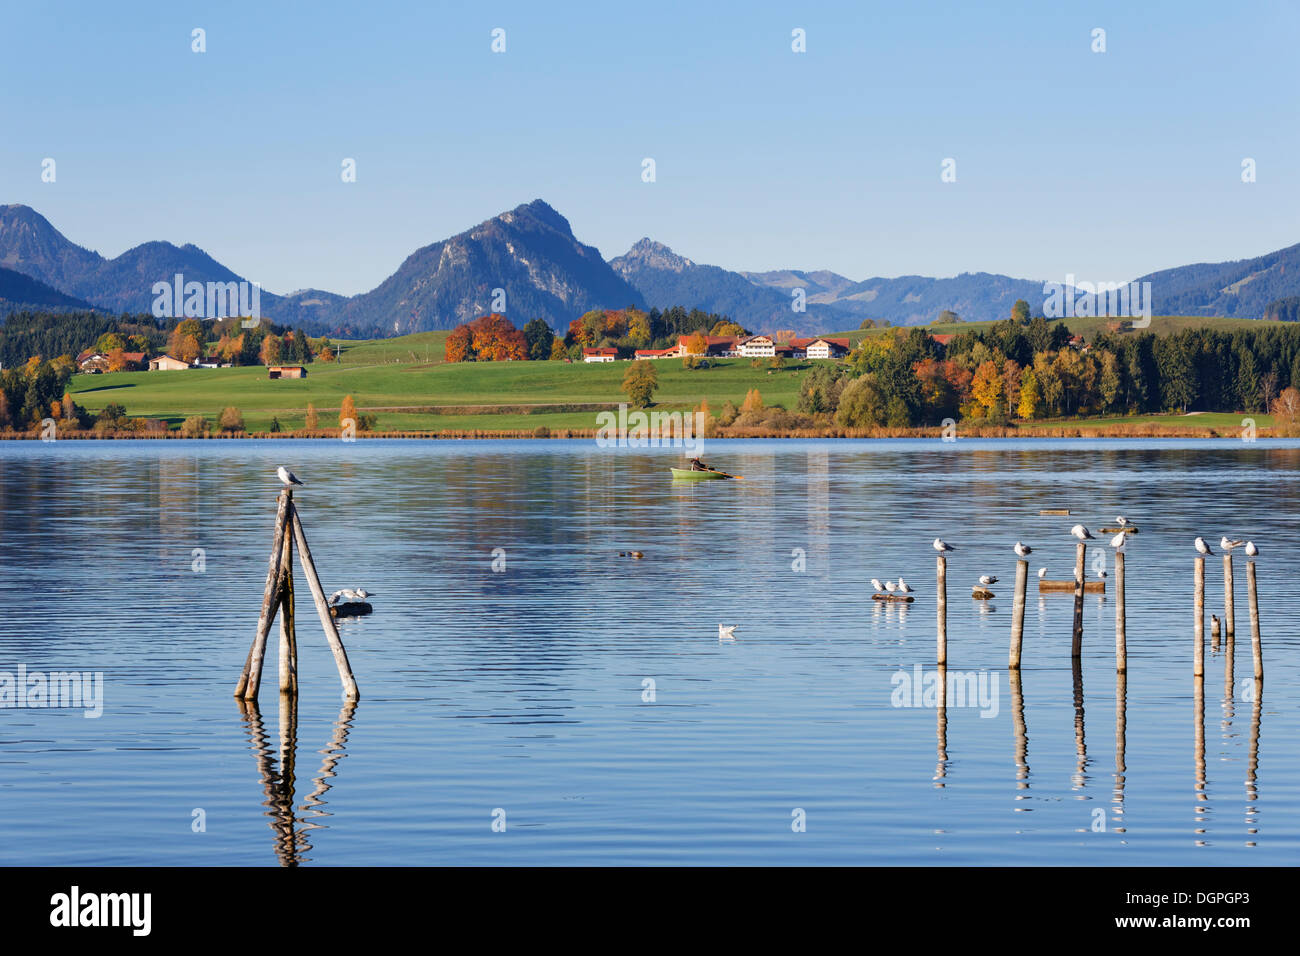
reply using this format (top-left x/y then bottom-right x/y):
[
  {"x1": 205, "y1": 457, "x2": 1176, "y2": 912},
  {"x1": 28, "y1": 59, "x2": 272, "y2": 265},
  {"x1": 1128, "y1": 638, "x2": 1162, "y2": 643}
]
[
  {"x1": 0, "y1": 204, "x2": 102, "y2": 295},
  {"x1": 1137, "y1": 241, "x2": 1300, "y2": 318},
  {"x1": 610, "y1": 239, "x2": 849, "y2": 334},
  {"x1": 742, "y1": 268, "x2": 1048, "y2": 326},
  {"x1": 0, "y1": 264, "x2": 97, "y2": 312},
  {"x1": 332, "y1": 200, "x2": 643, "y2": 334}
]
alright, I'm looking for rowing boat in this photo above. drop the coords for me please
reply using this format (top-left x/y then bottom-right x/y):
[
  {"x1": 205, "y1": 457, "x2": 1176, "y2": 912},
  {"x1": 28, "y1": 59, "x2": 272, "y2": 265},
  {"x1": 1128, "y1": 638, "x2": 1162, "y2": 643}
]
[{"x1": 670, "y1": 467, "x2": 732, "y2": 480}]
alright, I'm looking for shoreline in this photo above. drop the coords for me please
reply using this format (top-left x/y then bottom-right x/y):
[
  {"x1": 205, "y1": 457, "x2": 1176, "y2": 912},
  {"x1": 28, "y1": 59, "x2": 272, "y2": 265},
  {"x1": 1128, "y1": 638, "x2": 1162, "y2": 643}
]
[{"x1": 1, "y1": 423, "x2": 1288, "y2": 441}]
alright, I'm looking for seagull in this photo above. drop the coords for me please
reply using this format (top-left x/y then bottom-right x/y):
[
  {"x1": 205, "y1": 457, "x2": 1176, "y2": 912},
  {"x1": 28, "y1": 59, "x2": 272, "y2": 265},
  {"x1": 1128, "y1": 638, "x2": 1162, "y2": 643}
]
[
  {"x1": 933, "y1": 538, "x2": 955, "y2": 552},
  {"x1": 897, "y1": 577, "x2": 914, "y2": 593},
  {"x1": 1115, "y1": 516, "x2": 1129, "y2": 527},
  {"x1": 1245, "y1": 541, "x2": 1258, "y2": 557},
  {"x1": 276, "y1": 466, "x2": 304, "y2": 487},
  {"x1": 1096, "y1": 569, "x2": 1108, "y2": 579},
  {"x1": 1070, "y1": 524, "x2": 1095, "y2": 541},
  {"x1": 1194, "y1": 537, "x2": 1214, "y2": 556},
  {"x1": 884, "y1": 581, "x2": 897, "y2": 593},
  {"x1": 1109, "y1": 531, "x2": 1127, "y2": 550},
  {"x1": 979, "y1": 575, "x2": 998, "y2": 586},
  {"x1": 1014, "y1": 542, "x2": 1033, "y2": 557},
  {"x1": 329, "y1": 588, "x2": 372, "y2": 605},
  {"x1": 1037, "y1": 567, "x2": 1047, "y2": 578},
  {"x1": 1220, "y1": 536, "x2": 1245, "y2": 552},
  {"x1": 871, "y1": 578, "x2": 884, "y2": 592},
  {"x1": 718, "y1": 624, "x2": 737, "y2": 642}
]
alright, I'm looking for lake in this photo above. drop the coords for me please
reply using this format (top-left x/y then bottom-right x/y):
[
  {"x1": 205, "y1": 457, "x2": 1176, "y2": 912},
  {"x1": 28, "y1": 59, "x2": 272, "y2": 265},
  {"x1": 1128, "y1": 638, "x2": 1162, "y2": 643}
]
[{"x1": 0, "y1": 437, "x2": 1297, "y2": 865}]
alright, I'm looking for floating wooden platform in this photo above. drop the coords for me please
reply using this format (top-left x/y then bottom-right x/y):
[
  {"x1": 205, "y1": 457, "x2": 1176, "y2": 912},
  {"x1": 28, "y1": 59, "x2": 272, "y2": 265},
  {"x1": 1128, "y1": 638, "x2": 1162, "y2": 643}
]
[
  {"x1": 330, "y1": 601, "x2": 374, "y2": 618},
  {"x1": 1099, "y1": 526, "x2": 1139, "y2": 535},
  {"x1": 1039, "y1": 509, "x2": 1071, "y2": 516},
  {"x1": 1039, "y1": 580, "x2": 1105, "y2": 593},
  {"x1": 871, "y1": 593, "x2": 915, "y2": 602}
]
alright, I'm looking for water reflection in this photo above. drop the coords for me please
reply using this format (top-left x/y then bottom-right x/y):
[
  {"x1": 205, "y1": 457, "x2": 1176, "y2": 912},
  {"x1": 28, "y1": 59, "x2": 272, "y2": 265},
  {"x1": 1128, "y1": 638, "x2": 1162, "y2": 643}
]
[
  {"x1": 1071, "y1": 660, "x2": 1088, "y2": 790},
  {"x1": 237, "y1": 697, "x2": 357, "y2": 866},
  {"x1": 934, "y1": 664, "x2": 948, "y2": 788},
  {"x1": 1112, "y1": 671, "x2": 1126, "y2": 833},
  {"x1": 1010, "y1": 671, "x2": 1030, "y2": 806},
  {"x1": 1194, "y1": 676, "x2": 1207, "y2": 845}
]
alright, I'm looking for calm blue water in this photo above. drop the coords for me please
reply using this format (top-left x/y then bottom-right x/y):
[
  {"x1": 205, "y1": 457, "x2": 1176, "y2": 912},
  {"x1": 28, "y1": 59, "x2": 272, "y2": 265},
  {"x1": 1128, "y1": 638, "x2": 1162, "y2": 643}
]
[{"x1": 0, "y1": 438, "x2": 1297, "y2": 865}]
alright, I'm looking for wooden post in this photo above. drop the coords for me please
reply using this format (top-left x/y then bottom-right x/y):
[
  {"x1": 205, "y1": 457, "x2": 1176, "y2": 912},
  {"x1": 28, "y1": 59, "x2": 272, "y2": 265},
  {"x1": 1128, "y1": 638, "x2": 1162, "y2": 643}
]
[
  {"x1": 1193, "y1": 557, "x2": 1205, "y2": 677},
  {"x1": 1114, "y1": 551, "x2": 1126, "y2": 673},
  {"x1": 1009, "y1": 559, "x2": 1028, "y2": 669},
  {"x1": 936, "y1": 555, "x2": 947, "y2": 666},
  {"x1": 290, "y1": 504, "x2": 361, "y2": 701},
  {"x1": 1071, "y1": 541, "x2": 1085, "y2": 658},
  {"x1": 237, "y1": 491, "x2": 291, "y2": 699},
  {"x1": 277, "y1": 526, "x2": 298, "y2": 696},
  {"x1": 1247, "y1": 560, "x2": 1263, "y2": 680},
  {"x1": 1223, "y1": 553, "x2": 1235, "y2": 639}
]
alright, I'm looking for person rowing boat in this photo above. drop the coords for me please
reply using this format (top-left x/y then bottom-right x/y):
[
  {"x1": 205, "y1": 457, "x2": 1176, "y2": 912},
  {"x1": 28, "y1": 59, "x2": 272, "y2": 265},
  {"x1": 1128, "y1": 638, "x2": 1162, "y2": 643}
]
[{"x1": 687, "y1": 457, "x2": 713, "y2": 472}]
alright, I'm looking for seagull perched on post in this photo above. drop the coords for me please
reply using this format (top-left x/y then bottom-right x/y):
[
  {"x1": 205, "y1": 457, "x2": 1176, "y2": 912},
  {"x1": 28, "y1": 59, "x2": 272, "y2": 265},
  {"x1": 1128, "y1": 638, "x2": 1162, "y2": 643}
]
[
  {"x1": 1014, "y1": 542, "x2": 1033, "y2": 557},
  {"x1": 897, "y1": 578, "x2": 914, "y2": 594},
  {"x1": 870, "y1": 578, "x2": 885, "y2": 593},
  {"x1": 1070, "y1": 524, "x2": 1095, "y2": 541},
  {"x1": 1115, "y1": 516, "x2": 1129, "y2": 527},
  {"x1": 884, "y1": 581, "x2": 897, "y2": 593},
  {"x1": 979, "y1": 575, "x2": 998, "y2": 587},
  {"x1": 1194, "y1": 537, "x2": 1214, "y2": 556},
  {"x1": 1245, "y1": 541, "x2": 1258, "y2": 557},
  {"x1": 276, "y1": 466, "x2": 304, "y2": 488},
  {"x1": 329, "y1": 588, "x2": 372, "y2": 605},
  {"x1": 1109, "y1": 530, "x2": 1127, "y2": 550},
  {"x1": 1220, "y1": 536, "x2": 1245, "y2": 552},
  {"x1": 933, "y1": 538, "x2": 955, "y2": 553}
]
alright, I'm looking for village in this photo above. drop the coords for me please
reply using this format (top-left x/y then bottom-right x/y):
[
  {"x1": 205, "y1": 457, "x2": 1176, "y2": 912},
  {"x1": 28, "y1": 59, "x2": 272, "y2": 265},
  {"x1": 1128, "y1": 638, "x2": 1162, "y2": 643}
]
[{"x1": 581, "y1": 333, "x2": 853, "y2": 363}]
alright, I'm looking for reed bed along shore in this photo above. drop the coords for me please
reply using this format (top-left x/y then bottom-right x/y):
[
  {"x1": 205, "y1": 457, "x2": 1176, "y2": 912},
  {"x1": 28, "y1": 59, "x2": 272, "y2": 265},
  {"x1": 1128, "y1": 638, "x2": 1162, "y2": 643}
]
[{"x1": 4, "y1": 423, "x2": 1294, "y2": 440}]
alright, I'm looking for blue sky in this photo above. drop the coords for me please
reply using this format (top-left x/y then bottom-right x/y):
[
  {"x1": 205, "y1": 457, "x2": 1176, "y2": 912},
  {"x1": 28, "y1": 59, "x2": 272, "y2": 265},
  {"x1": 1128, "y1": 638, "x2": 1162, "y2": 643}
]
[{"x1": 2, "y1": 1, "x2": 1297, "y2": 296}]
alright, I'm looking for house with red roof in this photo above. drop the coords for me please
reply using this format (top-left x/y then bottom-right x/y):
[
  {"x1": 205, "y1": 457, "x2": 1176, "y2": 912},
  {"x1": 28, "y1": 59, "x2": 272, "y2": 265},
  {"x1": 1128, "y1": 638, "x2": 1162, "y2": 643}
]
[{"x1": 582, "y1": 347, "x2": 618, "y2": 363}]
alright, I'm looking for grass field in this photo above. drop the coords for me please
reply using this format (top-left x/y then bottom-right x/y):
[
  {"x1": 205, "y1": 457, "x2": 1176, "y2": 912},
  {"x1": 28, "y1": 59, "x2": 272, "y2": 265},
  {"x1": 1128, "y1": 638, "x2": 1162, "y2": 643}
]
[
  {"x1": 1018, "y1": 412, "x2": 1274, "y2": 431},
  {"x1": 69, "y1": 350, "x2": 818, "y2": 432},
  {"x1": 831, "y1": 314, "x2": 1283, "y2": 347}
]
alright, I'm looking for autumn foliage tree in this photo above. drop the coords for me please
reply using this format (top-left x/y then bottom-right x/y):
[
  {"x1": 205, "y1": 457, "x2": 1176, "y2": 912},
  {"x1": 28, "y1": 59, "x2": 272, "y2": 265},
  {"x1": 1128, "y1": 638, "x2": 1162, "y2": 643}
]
[
  {"x1": 445, "y1": 315, "x2": 527, "y2": 362},
  {"x1": 339, "y1": 395, "x2": 358, "y2": 428},
  {"x1": 1271, "y1": 387, "x2": 1300, "y2": 436},
  {"x1": 305, "y1": 403, "x2": 319, "y2": 430},
  {"x1": 259, "y1": 334, "x2": 283, "y2": 366},
  {"x1": 622, "y1": 360, "x2": 658, "y2": 408}
]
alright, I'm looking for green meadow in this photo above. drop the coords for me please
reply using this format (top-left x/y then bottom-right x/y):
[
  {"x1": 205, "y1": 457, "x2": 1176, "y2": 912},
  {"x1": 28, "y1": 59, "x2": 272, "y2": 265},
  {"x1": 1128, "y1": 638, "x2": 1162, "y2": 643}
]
[{"x1": 833, "y1": 314, "x2": 1284, "y2": 347}]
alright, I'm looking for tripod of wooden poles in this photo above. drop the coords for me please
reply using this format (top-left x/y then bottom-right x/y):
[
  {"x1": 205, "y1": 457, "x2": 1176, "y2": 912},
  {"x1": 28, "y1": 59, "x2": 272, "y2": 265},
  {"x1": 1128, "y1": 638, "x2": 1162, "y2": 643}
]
[{"x1": 234, "y1": 489, "x2": 359, "y2": 701}]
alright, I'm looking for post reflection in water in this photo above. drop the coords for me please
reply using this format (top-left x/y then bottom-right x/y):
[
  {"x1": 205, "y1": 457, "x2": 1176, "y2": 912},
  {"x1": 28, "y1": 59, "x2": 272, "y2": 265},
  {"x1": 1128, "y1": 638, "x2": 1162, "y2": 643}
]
[
  {"x1": 1112, "y1": 671, "x2": 1126, "y2": 833},
  {"x1": 934, "y1": 664, "x2": 948, "y2": 788},
  {"x1": 236, "y1": 697, "x2": 358, "y2": 866},
  {"x1": 1246, "y1": 680, "x2": 1262, "y2": 846},
  {"x1": 1010, "y1": 670, "x2": 1029, "y2": 807},
  {"x1": 1071, "y1": 659, "x2": 1088, "y2": 790},
  {"x1": 1194, "y1": 676, "x2": 1207, "y2": 845}
]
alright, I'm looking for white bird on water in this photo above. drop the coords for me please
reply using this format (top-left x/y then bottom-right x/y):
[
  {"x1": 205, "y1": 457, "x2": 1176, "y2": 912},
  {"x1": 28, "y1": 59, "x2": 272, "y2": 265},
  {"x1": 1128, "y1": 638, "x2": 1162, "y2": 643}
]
[
  {"x1": 1070, "y1": 524, "x2": 1095, "y2": 541},
  {"x1": 871, "y1": 578, "x2": 884, "y2": 592},
  {"x1": 979, "y1": 575, "x2": 998, "y2": 586},
  {"x1": 718, "y1": 624, "x2": 738, "y2": 642},
  {"x1": 329, "y1": 588, "x2": 372, "y2": 605},
  {"x1": 1096, "y1": 569, "x2": 1108, "y2": 580},
  {"x1": 884, "y1": 581, "x2": 897, "y2": 593},
  {"x1": 1194, "y1": 537, "x2": 1215, "y2": 556},
  {"x1": 1220, "y1": 536, "x2": 1245, "y2": 552},
  {"x1": 1109, "y1": 530, "x2": 1127, "y2": 550},
  {"x1": 1245, "y1": 541, "x2": 1259, "y2": 557},
  {"x1": 897, "y1": 578, "x2": 914, "y2": 594},
  {"x1": 1014, "y1": 541, "x2": 1033, "y2": 557},
  {"x1": 933, "y1": 538, "x2": 956, "y2": 553},
  {"x1": 276, "y1": 466, "x2": 304, "y2": 488},
  {"x1": 1037, "y1": 567, "x2": 1047, "y2": 579}
]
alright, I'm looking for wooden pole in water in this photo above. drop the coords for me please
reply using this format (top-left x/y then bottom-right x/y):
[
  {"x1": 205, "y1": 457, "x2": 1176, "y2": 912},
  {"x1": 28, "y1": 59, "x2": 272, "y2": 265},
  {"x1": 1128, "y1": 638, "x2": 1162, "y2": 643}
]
[
  {"x1": 1009, "y1": 559, "x2": 1028, "y2": 669},
  {"x1": 1071, "y1": 542, "x2": 1086, "y2": 658},
  {"x1": 1247, "y1": 560, "x2": 1263, "y2": 680},
  {"x1": 237, "y1": 490, "x2": 291, "y2": 699},
  {"x1": 936, "y1": 554, "x2": 947, "y2": 666},
  {"x1": 290, "y1": 504, "x2": 360, "y2": 701},
  {"x1": 1114, "y1": 551, "x2": 1126, "y2": 673},
  {"x1": 1193, "y1": 557, "x2": 1205, "y2": 678},
  {"x1": 277, "y1": 526, "x2": 297, "y2": 696},
  {"x1": 1223, "y1": 553, "x2": 1235, "y2": 640}
]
